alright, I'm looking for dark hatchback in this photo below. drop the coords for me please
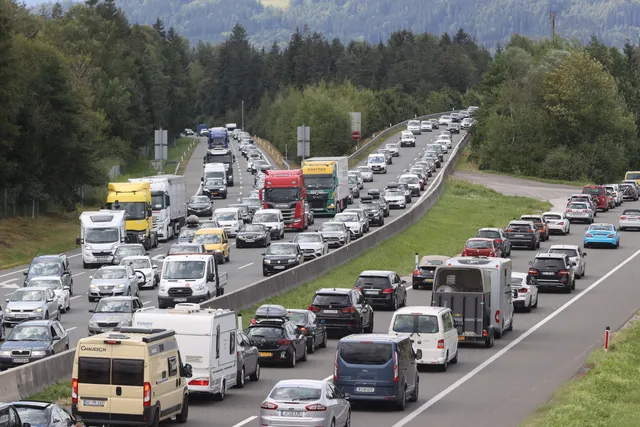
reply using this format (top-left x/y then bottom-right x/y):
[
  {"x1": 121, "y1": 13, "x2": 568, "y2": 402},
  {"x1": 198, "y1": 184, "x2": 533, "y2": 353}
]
[
  {"x1": 0, "y1": 320, "x2": 69, "y2": 370},
  {"x1": 357, "y1": 196, "x2": 384, "y2": 226},
  {"x1": 187, "y1": 195, "x2": 213, "y2": 217},
  {"x1": 411, "y1": 255, "x2": 449, "y2": 289},
  {"x1": 241, "y1": 197, "x2": 263, "y2": 215},
  {"x1": 286, "y1": 309, "x2": 328, "y2": 353},
  {"x1": 262, "y1": 243, "x2": 304, "y2": 276},
  {"x1": 245, "y1": 318, "x2": 308, "y2": 367},
  {"x1": 13, "y1": 401, "x2": 85, "y2": 427},
  {"x1": 504, "y1": 220, "x2": 540, "y2": 249},
  {"x1": 354, "y1": 270, "x2": 407, "y2": 310},
  {"x1": 202, "y1": 177, "x2": 227, "y2": 199},
  {"x1": 237, "y1": 224, "x2": 271, "y2": 248},
  {"x1": 308, "y1": 288, "x2": 374, "y2": 335}
]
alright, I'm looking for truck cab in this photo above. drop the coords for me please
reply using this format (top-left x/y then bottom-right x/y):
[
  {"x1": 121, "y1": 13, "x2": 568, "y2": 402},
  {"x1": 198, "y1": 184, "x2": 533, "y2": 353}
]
[
  {"x1": 77, "y1": 210, "x2": 127, "y2": 269},
  {"x1": 261, "y1": 170, "x2": 307, "y2": 230},
  {"x1": 158, "y1": 254, "x2": 227, "y2": 308},
  {"x1": 204, "y1": 148, "x2": 235, "y2": 186},
  {"x1": 105, "y1": 182, "x2": 158, "y2": 250}
]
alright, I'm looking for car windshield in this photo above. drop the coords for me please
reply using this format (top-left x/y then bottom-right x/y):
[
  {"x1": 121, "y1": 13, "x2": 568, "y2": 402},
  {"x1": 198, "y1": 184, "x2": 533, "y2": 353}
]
[
  {"x1": 169, "y1": 245, "x2": 199, "y2": 254},
  {"x1": 623, "y1": 210, "x2": 640, "y2": 215},
  {"x1": 179, "y1": 229, "x2": 197, "y2": 238},
  {"x1": 11, "y1": 290, "x2": 45, "y2": 302},
  {"x1": 548, "y1": 248, "x2": 578, "y2": 257},
  {"x1": 399, "y1": 176, "x2": 418, "y2": 184},
  {"x1": 94, "y1": 269, "x2": 127, "y2": 279},
  {"x1": 626, "y1": 173, "x2": 640, "y2": 179},
  {"x1": 247, "y1": 326, "x2": 284, "y2": 338},
  {"x1": 385, "y1": 144, "x2": 396, "y2": 149},
  {"x1": 163, "y1": 261, "x2": 206, "y2": 280},
  {"x1": 510, "y1": 276, "x2": 526, "y2": 287},
  {"x1": 357, "y1": 202, "x2": 375, "y2": 209},
  {"x1": 205, "y1": 178, "x2": 225, "y2": 187},
  {"x1": 105, "y1": 201, "x2": 145, "y2": 220},
  {"x1": 269, "y1": 386, "x2": 322, "y2": 401},
  {"x1": 267, "y1": 245, "x2": 296, "y2": 255},
  {"x1": 357, "y1": 167, "x2": 371, "y2": 173},
  {"x1": 115, "y1": 246, "x2": 145, "y2": 256},
  {"x1": 408, "y1": 120, "x2": 420, "y2": 127},
  {"x1": 355, "y1": 276, "x2": 390, "y2": 289},
  {"x1": 466, "y1": 239, "x2": 491, "y2": 249},
  {"x1": 441, "y1": 116, "x2": 451, "y2": 120},
  {"x1": 193, "y1": 233, "x2": 221, "y2": 244},
  {"x1": 392, "y1": 314, "x2": 440, "y2": 333},
  {"x1": 476, "y1": 230, "x2": 500, "y2": 239},
  {"x1": 122, "y1": 259, "x2": 151, "y2": 269},
  {"x1": 320, "y1": 223, "x2": 343, "y2": 232},
  {"x1": 190, "y1": 196, "x2": 209, "y2": 204},
  {"x1": 348, "y1": 176, "x2": 357, "y2": 184},
  {"x1": 568, "y1": 203, "x2": 588, "y2": 210},
  {"x1": 339, "y1": 342, "x2": 393, "y2": 365},
  {"x1": 15, "y1": 407, "x2": 48, "y2": 425},
  {"x1": 254, "y1": 213, "x2": 278, "y2": 222},
  {"x1": 384, "y1": 190, "x2": 403, "y2": 197},
  {"x1": 214, "y1": 212, "x2": 237, "y2": 221},
  {"x1": 241, "y1": 224, "x2": 266, "y2": 232},
  {"x1": 335, "y1": 214, "x2": 358, "y2": 222},
  {"x1": 295, "y1": 234, "x2": 322, "y2": 243},
  {"x1": 368, "y1": 156, "x2": 385, "y2": 164},
  {"x1": 532, "y1": 258, "x2": 566, "y2": 269},
  {"x1": 286, "y1": 312, "x2": 307, "y2": 324},
  {"x1": 583, "y1": 187, "x2": 602, "y2": 195},
  {"x1": 589, "y1": 225, "x2": 614, "y2": 231},
  {"x1": 28, "y1": 280, "x2": 62, "y2": 290},
  {"x1": 85, "y1": 227, "x2": 119, "y2": 244},
  {"x1": 521, "y1": 217, "x2": 542, "y2": 224},
  {"x1": 507, "y1": 223, "x2": 532, "y2": 231},
  {"x1": 7, "y1": 325, "x2": 50, "y2": 341},
  {"x1": 29, "y1": 261, "x2": 61, "y2": 276},
  {"x1": 312, "y1": 294, "x2": 350, "y2": 306},
  {"x1": 242, "y1": 198, "x2": 262, "y2": 207},
  {"x1": 543, "y1": 214, "x2": 562, "y2": 220},
  {"x1": 264, "y1": 188, "x2": 300, "y2": 203},
  {"x1": 95, "y1": 299, "x2": 132, "y2": 313}
]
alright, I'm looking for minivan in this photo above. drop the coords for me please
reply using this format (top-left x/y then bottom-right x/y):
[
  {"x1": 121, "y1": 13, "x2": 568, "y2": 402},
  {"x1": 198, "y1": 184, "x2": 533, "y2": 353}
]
[
  {"x1": 72, "y1": 327, "x2": 193, "y2": 426},
  {"x1": 334, "y1": 334, "x2": 419, "y2": 410}
]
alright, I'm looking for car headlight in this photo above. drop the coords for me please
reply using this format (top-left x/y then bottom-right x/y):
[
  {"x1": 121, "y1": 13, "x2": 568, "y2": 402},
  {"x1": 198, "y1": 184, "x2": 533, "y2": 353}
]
[
  {"x1": 194, "y1": 285, "x2": 204, "y2": 291},
  {"x1": 215, "y1": 249, "x2": 222, "y2": 253},
  {"x1": 118, "y1": 319, "x2": 131, "y2": 327},
  {"x1": 287, "y1": 258, "x2": 296, "y2": 263},
  {"x1": 4, "y1": 308, "x2": 9, "y2": 313},
  {"x1": 35, "y1": 307, "x2": 43, "y2": 313},
  {"x1": 264, "y1": 259, "x2": 271, "y2": 264},
  {"x1": 31, "y1": 350, "x2": 47, "y2": 356},
  {"x1": 117, "y1": 283, "x2": 126, "y2": 288},
  {"x1": 89, "y1": 320, "x2": 98, "y2": 327},
  {"x1": 90, "y1": 284, "x2": 97, "y2": 289},
  {"x1": 159, "y1": 286, "x2": 167, "y2": 292},
  {"x1": 85, "y1": 244, "x2": 93, "y2": 250},
  {"x1": 0, "y1": 350, "x2": 11, "y2": 356}
]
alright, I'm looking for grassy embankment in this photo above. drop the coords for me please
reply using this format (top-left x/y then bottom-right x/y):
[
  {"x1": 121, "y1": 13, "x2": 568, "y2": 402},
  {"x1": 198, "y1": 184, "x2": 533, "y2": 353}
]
[
  {"x1": 0, "y1": 137, "x2": 199, "y2": 270},
  {"x1": 521, "y1": 314, "x2": 640, "y2": 427},
  {"x1": 457, "y1": 147, "x2": 588, "y2": 187}
]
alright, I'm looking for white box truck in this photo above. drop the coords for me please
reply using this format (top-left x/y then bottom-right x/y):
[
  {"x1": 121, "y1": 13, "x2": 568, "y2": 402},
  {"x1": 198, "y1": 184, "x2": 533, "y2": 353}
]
[
  {"x1": 76, "y1": 210, "x2": 127, "y2": 269},
  {"x1": 132, "y1": 304, "x2": 238, "y2": 398},
  {"x1": 129, "y1": 175, "x2": 187, "y2": 241},
  {"x1": 301, "y1": 156, "x2": 350, "y2": 215}
]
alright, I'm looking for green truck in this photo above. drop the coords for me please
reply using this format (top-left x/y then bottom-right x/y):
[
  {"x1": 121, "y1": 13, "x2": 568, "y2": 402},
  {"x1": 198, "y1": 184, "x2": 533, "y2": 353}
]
[{"x1": 301, "y1": 156, "x2": 350, "y2": 216}]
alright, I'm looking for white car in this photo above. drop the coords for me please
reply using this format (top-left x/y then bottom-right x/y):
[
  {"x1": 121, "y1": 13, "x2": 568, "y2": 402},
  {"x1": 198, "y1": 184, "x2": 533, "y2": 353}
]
[
  {"x1": 435, "y1": 135, "x2": 452, "y2": 149},
  {"x1": 120, "y1": 256, "x2": 157, "y2": 289},
  {"x1": 252, "y1": 209, "x2": 285, "y2": 240},
  {"x1": 407, "y1": 119, "x2": 421, "y2": 135},
  {"x1": 26, "y1": 276, "x2": 71, "y2": 313},
  {"x1": 383, "y1": 188, "x2": 406, "y2": 209},
  {"x1": 334, "y1": 212, "x2": 363, "y2": 239},
  {"x1": 293, "y1": 232, "x2": 329, "y2": 259},
  {"x1": 619, "y1": 208, "x2": 640, "y2": 231},
  {"x1": 367, "y1": 153, "x2": 387, "y2": 173},
  {"x1": 356, "y1": 166, "x2": 374, "y2": 182},
  {"x1": 547, "y1": 244, "x2": 587, "y2": 279},
  {"x1": 213, "y1": 207, "x2": 243, "y2": 237},
  {"x1": 399, "y1": 131, "x2": 416, "y2": 148},
  {"x1": 605, "y1": 184, "x2": 623, "y2": 206},
  {"x1": 439, "y1": 115, "x2": 452, "y2": 125},
  {"x1": 542, "y1": 211, "x2": 571, "y2": 235},
  {"x1": 510, "y1": 272, "x2": 538, "y2": 312},
  {"x1": 420, "y1": 121, "x2": 433, "y2": 132}
]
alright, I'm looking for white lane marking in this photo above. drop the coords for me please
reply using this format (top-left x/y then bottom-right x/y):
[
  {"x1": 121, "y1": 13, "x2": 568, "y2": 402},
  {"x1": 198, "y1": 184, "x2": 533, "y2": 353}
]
[
  {"x1": 0, "y1": 279, "x2": 19, "y2": 289},
  {"x1": 68, "y1": 253, "x2": 81, "y2": 259},
  {"x1": 66, "y1": 327, "x2": 77, "y2": 332},
  {"x1": 72, "y1": 272, "x2": 85, "y2": 277},
  {"x1": 238, "y1": 263, "x2": 253, "y2": 270},
  {"x1": 0, "y1": 269, "x2": 27, "y2": 279},
  {"x1": 231, "y1": 416, "x2": 257, "y2": 427},
  {"x1": 70, "y1": 295, "x2": 82, "y2": 300},
  {"x1": 143, "y1": 300, "x2": 151, "y2": 305},
  {"x1": 392, "y1": 248, "x2": 640, "y2": 427}
]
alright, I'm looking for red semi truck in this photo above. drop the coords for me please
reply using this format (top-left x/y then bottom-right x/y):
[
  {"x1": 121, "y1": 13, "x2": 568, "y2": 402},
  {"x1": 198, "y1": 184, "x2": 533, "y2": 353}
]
[{"x1": 260, "y1": 170, "x2": 308, "y2": 230}]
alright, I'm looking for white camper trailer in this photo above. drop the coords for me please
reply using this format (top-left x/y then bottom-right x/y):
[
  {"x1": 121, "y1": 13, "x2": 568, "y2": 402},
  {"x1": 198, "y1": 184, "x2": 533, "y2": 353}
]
[
  {"x1": 77, "y1": 210, "x2": 127, "y2": 268},
  {"x1": 132, "y1": 303, "x2": 238, "y2": 398}
]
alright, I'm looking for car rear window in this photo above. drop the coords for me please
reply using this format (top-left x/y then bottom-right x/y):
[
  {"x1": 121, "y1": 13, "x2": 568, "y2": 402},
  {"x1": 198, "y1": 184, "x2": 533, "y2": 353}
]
[
  {"x1": 583, "y1": 187, "x2": 603, "y2": 195},
  {"x1": 78, "y1": 357, "x2": 110, "y2": 385},
  {"x1": 355, "y1": 276, "x2": 391, "y2": 289},
  {"x1": 476, "y1": 230, "x2": 500, "y2": 238},
  {"x1": 521, "y1": 217, "x2": 542, "y2": 224},
  {"x1": 392, "y1": 314, "x2": 439, "y2": 334},
  {"x1": 339, "y1": 342, "x2": 393, "y2": 365},
  {"x1": 112, "y1": 359, "x2": 144, "y2": 387},
  {"x1": 466, "y1": 240, "x2": 491, "y2": 249},
  {"x1": 507, "y1": 223, "x2": 532, "y2": 231},
  {"x1": 568, "y1": 203, "x2": 588, "y2": 210},
  {"x1": 623, "y1": 210, "x2": 640, "y2": 215},
  {"x1": 246, "y1": 326, "x2": 285, "y2": 338},
  {"x1": 312, "y1": 294, "x2": 351, "y2": 307},
  {"x1": 543, "y1": 214, "x2": 562, "y2": 220},
  {"x1": 532, "y1": 258, "x2": 566, "y2": 269}
]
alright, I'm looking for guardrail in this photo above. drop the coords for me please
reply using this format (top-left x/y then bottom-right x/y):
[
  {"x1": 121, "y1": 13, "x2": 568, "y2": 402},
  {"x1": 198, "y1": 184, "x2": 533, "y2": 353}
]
[{"x1": 0, "y1": 112, "x2": 465, "y2": 398}]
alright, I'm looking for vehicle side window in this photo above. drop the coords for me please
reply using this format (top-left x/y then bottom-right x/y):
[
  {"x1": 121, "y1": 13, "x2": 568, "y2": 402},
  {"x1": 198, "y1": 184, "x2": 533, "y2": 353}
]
[
  {"x1": 309, "y1": 312, "x2": 316, "y2": 323},
  {"x1": 53, "y1": 323, "x2": 65, "y2": 336},
  {"x1": 168, "y1": 356, "x2": 178, "y2": 377},
  {"x1": 443, "y1": 313, "x2": 453, "y2": 331},
  {"x1": 399, "y1": 340, "x2": 411, "y2": 361},
  {"x1": 330, "y1": 383, "x2": 344, "y2": 398},
  {"x1": 216, "y1": 325, "x2": 221, "y2": 359},
  {"x1": 50, "y1": 326, "x2": 58, "y2": 339},
  {"x1": 57, "y1": 407, "x2": 72, "y2": 421},
  {"x1": 51, "y1": 407, "x2": 62, "y2": 423},
  {"x1": 230, "y1": 332, "x2": 236, "y2": 355},
  {"x1": 8, "y1": 408, "x2": 20, "y2": 427},
  {"x1": 326, "y1": 384, "x2": 336, "y2": 399}
]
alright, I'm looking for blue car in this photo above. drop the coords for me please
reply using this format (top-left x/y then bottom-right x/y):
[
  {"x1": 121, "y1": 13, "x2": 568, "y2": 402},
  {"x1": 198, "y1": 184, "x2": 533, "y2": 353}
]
[{"x1": 584, "y1": 223, "x2": 619, "y2": 248}]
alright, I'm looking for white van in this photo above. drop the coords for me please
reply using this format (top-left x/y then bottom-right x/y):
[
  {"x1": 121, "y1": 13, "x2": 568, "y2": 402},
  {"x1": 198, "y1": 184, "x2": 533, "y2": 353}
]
[
  {"x1": 389, "y1": 306, "x2": 459, "y2": 370},
  {"x1": 407, "y1": 119, "x2": 421, "y2": 135},
  {"x1": 77, "y1": 210, "x2": 127, "y2": 269},
  {"x1": 367, "y1": 153, "x2": 387, "y2": 174},
  {"x1": 252, "y1": 209, "x2": 285, "y2": 240},
  {"x1": 445, "y1": 257, "x2": 514, "y2": 338},
  {"x1": 213, "y1": 207, "x2": 243, "y2": 237},
  {"x1": 203, "y1": 163, "x2": 227, "y2": 182},
  {"x1": 133, "y1": 304, "x2": 238, "y2": 399}
]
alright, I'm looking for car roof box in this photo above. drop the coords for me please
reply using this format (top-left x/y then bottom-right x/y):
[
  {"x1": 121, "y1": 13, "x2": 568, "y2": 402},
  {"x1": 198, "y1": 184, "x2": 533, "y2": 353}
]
[{"x1": 255, "y1": 304, "x2": 288, "y2": 319}]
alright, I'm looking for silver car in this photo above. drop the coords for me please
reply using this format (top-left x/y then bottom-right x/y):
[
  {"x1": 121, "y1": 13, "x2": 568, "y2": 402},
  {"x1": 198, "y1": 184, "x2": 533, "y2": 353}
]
[
  {"x1": 259, "y1": 379, "x2": 351, "y2": 427},
  {"x1": 356, "y1": 166, "x2": 374, "y2": 182},
  {"x1": 318, "y1": 222, "x2": 351, "y2": 247},
  {"x1": 4, "y1": 287, "x2": 60, "y2": 327},
  {"x1": 26, "y1": 276, "x2": 71, "y2": 313},
  {"x1": 348, "y1": 170, "x2": 364, "y2": 189},
  {"x1": 334, "y1": 212, "x2": 364, "y2": 239},
  {"x1": 547, "y1": 244, "x2": 587, "y2": 279},
  {"x1": 293, "y1": 232, "x2": 329, "y2": 259},
  {"x1": 120, "y1": 256, "x2": 158, "y2": 289},
  {"x1": 384, "y1": 188, "x2": 407, "y2": 209},
  {"x1": 88, "y1": 265, "x2": 140, "y2": 302},
  {"x1": 343, "y1": 208, "x2": 370, "y2": 233},
  {"x1": 565, "y1": 202, "x2": 594, "y2": 224},
  {"x1": 87, "y1": 296, "x2": 144, "y2": 335},
  {"x1": 304, "y1": 202, "x2": 315, "y2": 225},
  {"x1": 112, "y1": 243, "x2": 146, "y2": 265}
]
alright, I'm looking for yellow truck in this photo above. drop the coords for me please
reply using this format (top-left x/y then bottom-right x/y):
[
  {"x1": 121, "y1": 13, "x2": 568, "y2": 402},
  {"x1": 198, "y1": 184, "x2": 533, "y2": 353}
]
[
  {"x1": 105, "y1": 182, "x2": 158, "y2": 250},
  {"x1": 624, "y1": 171, "x2": 640, "y2": 185}
]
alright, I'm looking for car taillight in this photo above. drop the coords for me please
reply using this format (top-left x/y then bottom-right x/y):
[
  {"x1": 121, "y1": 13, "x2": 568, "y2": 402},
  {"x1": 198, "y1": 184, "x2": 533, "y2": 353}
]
[
  {"x1": 277, "y1": 339, "x2": 291, "y2": 345},
  {"x1": 413, "y1": 269, "x2": 420, "y2": 276},
  {"x1": 261, "y1": 401, "x2": 278, "y2": 410},
  {"x1": 558, "y1": 221, "x2": 564, "y2": 225},
  {"x1": 72, "y1": 378, "x2": 78, "y2": 404},
  {"x1": 607, "y1": 234, "x2": 615, "y2": 238},
  {"x1": 333, "y1": 350, "x2": 339, "y2": 381},
  {"x1": 527, "y1": 229, "x2": 533, "y2": 233},
  {"x1": 583, "y1": 210, "x2": 590, "y2": 213},
  {"x1": 189, "y1": 378, "x2": 209, "y2": 386},
  {"x1": 505, "y1": 229, "x2": 512, "y2": 232},
  {"x1": 518, "y1": 288, "x2": 528, "y2": 293},
  {"x1": 308, "y1": 305, "x2": 320, "y2": 312},
  {"x1": 299, "y1": 326, "x2": 307, "y2": 333},
  {"x1": 462, "y1": 250, "x2": 468, "y2": 256},
  {"x1": 621, "y1": 216, "x2": 627, "y2": 220},
  {"x1": 382, "y1": 288, "x2": 394, "y2": 294},
  {"x1": 489, "y1": 251, "x2": 495, "y2": 256},
  {"x1": 558, "y1": 270, "x2": 569, "y2": 276},
  {"x1": 495, "y1": 310, "x2": 500, "y2": 323},
  {"x1": 494, "y1": 239, "x2": 503, "y2": 244},
  {"x1": 305, "y1": 404, "x2": 327, "y2": 411},
  {"x1": 250, "y1": 318, "x2": 256, "y2": 325},
  {"x1": 393, "y1": 351, "x2": 399, "y2": 383},
  {"x1": 143, "y1": 382, "x2": 151, "y2": 407},
  {"x1": 341, "y1": 306, "x2": 357, "y2": 313},
  {"x1": 437, "y1": 339, "x2": 444, "y2": 349},
  {"x1": 528, "y1": 268, "x2": 538, "y2": 275},
  {"x1": 566, "y1": 209, "x2": 572, "y2": 212},
  {"x1": 586, "y1": 233, "x2": 593, "y2": 237}
]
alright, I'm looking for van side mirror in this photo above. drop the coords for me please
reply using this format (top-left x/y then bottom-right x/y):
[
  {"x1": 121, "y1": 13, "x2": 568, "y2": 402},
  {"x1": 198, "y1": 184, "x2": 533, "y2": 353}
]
[
  {"x1": 23, "y1": 271, "x2": 27, "y2": 276},
  {"x1": 183, "y1": 363, "x2": 193, "y2": 378},
  {"x1": 76, "y1": 237, "x2": 82, "y2": 245},
  {"x1": 63, "y1": 286, "x2": 70, "y2": 291},
  {"x1": 583, "y1": 252, "x2": 587, "y2": 256},
  {"x1": 343, "y1": 393, "x2": 351, "y2": 401},
  {"x1": 528, "y1": 261, "x2": 532, "y2": 266},
  {"x1": 5, "y1": 298, "x2": 9, "y2": 303},
  {"x1": 88, "y1": 309, "x2": 94, "y2": 313},
  {"x1": 201, "y1": 177, "x2": 204, "y2": 182},
  {"x1": 415, "y1": 349, "x2": 423, "y2": 359}
]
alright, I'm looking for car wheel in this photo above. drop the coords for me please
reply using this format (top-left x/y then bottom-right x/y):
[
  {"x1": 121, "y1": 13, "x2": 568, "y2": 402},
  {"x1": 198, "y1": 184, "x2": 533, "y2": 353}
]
[
  {"x1": 409, "y1": 376, "x2": 419, "y2": 402},
  {"x1": 289, "y1": 349, "x2": 296, "y2": 367},
  {"x1": 236, "y1": 366, "x2": 245, "y2": 388},
  {"x1": 532, "y1": 294, "x2": 539, "y2": 308},
  {"x1": 301, "y1": 344, "x2": 308, "y2": 361},
  {"x1": 319, "y1": 331, "x2": 328, "y2": 348},
  {"x1": 524, "y1": 299, "x2": 531, "y2": 312},
  {"x1": 441, "y1": 352, "x2": 449, "y2": 372},
  {"x1": 250, "y1": 363, "x2": 261, "y2": 381},
  {"x1": 450, "y1": 349, "x2": 459, "y2": 364},
  {"x1": 176, "y1": 395, "x2": 189, "y2": 423},
  {"x1": 396, "y1": 386, "x2": 407, "y2": 411},
  {"x1": 215, "y1": 380, "x2": 226, "y2": 401},
  {"x1": 308, "y1": 337, "x2": 315, "y2": 354}
]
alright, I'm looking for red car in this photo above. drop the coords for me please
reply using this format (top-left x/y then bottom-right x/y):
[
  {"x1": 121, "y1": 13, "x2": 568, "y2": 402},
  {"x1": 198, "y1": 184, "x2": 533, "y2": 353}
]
[
  {"x1": 462, "y1": 238, "x2": 502, "y2": 257},
  {"x1": 582, "y1": 185, "x2": 608, "y2": 212}
]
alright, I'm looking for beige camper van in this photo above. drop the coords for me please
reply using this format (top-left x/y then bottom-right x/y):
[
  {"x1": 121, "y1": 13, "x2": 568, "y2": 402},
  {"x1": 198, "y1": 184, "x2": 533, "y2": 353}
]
[{"x1": 71, "y1": 327, "x2": 193, "y2": 426}]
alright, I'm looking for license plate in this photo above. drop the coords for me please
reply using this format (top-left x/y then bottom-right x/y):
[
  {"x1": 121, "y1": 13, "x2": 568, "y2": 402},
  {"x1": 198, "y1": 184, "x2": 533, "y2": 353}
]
[
  {"x1": 458, "y1": 336, "x2": 465, "y2": 341},
  {"x1": 244, "y1": 238, "x2": 254, "y2": 242},
  {"x1": 323, "y1": 310, "x2": 338, "y2": 314},
  {"x1": 542, "y1": 272, "x2": 554, "y2": 275},
  {"x1": 83, "y1": 400, "x2": 105, "y2": 407},
  {"x1": 274, "y1": 266, "x2": 285, "y2": 269},
  {"x1": 15, "y1": 313, "x2": 29, "y2": 318},
  {"x1": 356, "y1": 387, "x2": 375, "y2": 393},
  {"x1": 173, "y1": 298, "x2": 187, "y2": 302},
  {"x1": 515, "y1": 234, "x2": 525, "y2": 238},
  {"x1": 280, "y1": 411, "x2": 303, "y2": 417},
  {"x1": 425, "y1": 278, "x2": 433, "y2": 282},
  {"x1": 513, "y1": 290, "x2": 518, "y2": 297},
  {"x1": 365, "y1": 290, "x2": 379, "y2": 295},
  {"x1": 96, "y1": 257, "x2": 110, "y2": 261},
  {"x1": 259, "y1": 352, "x2": 272, "y2": 357},
  {"x1": 12, "y1": 358, "x2": 29, "y2": 363}
]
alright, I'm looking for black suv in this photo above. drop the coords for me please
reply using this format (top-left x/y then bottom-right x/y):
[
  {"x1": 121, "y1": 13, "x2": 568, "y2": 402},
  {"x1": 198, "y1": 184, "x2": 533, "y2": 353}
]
[
  {"x1": 23, "y1": 254, "x2": 73, "y2": 295},
  {"x1": 505, "y1": 220, "x2": 540, "y2": 250},
  {"x1": 357, "y1": 196, "x2": 384, "y2": 226},
  {"x1": 354, "y1": 270, "x2": 407, "y2": 310},
  {"x1": 527, "y1": 252, "x2": 575, "y2": 293},
  {"x1": 246, "y1": 305, "x2": 308, "y2": 367},
  {"x1": 308, "y1": 288, "x2": 374, "y2": 335}
]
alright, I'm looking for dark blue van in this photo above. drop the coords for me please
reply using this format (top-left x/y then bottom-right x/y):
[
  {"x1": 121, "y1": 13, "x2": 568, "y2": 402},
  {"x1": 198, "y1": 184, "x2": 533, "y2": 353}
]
[{"x1": 334, "y1": 334, "x2": 420, "y2": 410}]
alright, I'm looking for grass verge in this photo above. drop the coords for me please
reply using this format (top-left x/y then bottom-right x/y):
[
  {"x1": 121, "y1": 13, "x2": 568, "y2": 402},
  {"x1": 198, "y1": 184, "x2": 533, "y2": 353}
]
[
  {"x1": 521, "y1": 314, "x2": 640, "y2": 427},
  {"x1": 0, "y1": 137, "x2": 199, "y2": 270},
  {"x1": 457, "y1": 147, "x2": 587, "y2": 187},
  {"x1": 28, "y1": 381, "x2": 72, "y2": 406},
  {"x1": 239, "y1": 177, "x2": 550, "y2": 328}
]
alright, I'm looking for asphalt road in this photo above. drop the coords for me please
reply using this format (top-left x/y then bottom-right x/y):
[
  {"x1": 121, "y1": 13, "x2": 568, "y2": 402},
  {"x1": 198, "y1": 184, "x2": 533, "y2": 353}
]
[{"x1": 0, "y1": 128, "x2": 464, "y2": 348}]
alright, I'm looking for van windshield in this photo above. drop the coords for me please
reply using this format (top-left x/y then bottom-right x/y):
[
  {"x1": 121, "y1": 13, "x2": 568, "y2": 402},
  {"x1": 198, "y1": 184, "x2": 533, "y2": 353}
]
[
  {"x1": 85, "y1": 228, "x2": 119, "y2": 244},
  {"x1": 163, "y1": 261, "x2": 206, "y2": 280},
  {"x1": 339, "y1": 342, "x2": 392, "y2": 365},
  {"x1": 392, "y1": 314, "x2": 439, "y2": 333}
]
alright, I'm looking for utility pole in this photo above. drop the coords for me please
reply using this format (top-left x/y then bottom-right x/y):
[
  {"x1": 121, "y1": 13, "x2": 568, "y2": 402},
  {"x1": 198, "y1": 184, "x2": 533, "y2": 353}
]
[
  {"x1": 550, "y1": 11, "x2": 556, "y2": 39},
  {"x1": 241, "y1": 100, "x2": 244, "y2": 131}
]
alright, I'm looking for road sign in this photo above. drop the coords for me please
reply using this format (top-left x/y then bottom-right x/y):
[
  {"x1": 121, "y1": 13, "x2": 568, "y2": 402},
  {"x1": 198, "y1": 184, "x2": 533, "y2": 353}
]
[
  {"x1": 297, "y1": 125, "x2": 310, "y2": 158},
  {"x1": 352, "y1": 131, "x2": 360, "y2": 140},
  {"x1": 349, "y1": 112, "x2": 361, "y2": 134},
  {"x1": 154, "y1": 128, "x2": 168, "y2": 161}
]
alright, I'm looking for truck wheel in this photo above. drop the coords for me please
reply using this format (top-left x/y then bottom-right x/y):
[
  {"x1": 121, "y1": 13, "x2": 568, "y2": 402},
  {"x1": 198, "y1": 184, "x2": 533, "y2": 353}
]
[{"x1": 484, "y1": 331, "x2": 494, "y2": 348}]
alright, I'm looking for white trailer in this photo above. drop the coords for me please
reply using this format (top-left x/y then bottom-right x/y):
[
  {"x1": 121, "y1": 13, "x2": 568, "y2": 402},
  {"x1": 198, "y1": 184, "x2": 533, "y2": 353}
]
[
  {"x1": 132, "y1": 304, "x2": 238, "y2": 397},
  {"x1": 77, "y1": 210, "x2": 127, "y2": 268},
  {"x1": 129, "y1": 175, "x2": 187, "y2": 241}
]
